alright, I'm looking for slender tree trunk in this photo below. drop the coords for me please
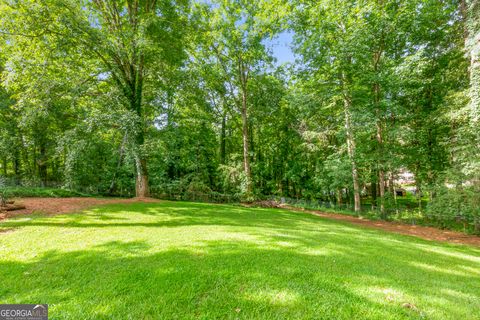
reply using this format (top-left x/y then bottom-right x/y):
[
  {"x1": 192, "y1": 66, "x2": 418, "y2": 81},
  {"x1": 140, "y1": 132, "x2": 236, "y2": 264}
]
[
  {"x1": 371, "y1": 168, "x2": 377, "y2": 209},
  {"x1": 471, "y1": 0, "x2": 480, "y2": 204},
  {"x1": 466, "y1": 0, "x2": 480, "y2": 137},
  {"x1": 374, "y1": 73, "x2": 386, "y2": 218},
  {"x1": 343, "y1": 94, "x2": 361, "y2": 212},
  {"x1": 389, "y1": 170, "x2": 398, "y2": 213},
  {"x1": 38, "y1": 144, "x2": 47, "y2": 187},
  {"x1": 241, "y1": 89, "x2": 253, "y2": 195},
  {"x1": 2, "y1": 158, "x2": 6, "y2": 176},
  {"x1": 13, "y1": 150, "x2": 20, "y2": 185},
  {"x1": 378, "y1": 169, "x2": 386, "y2": 215},
  {"x1": 235, "y1": 57, "x2": 253, "y2": 196},
  {"x1": 220, "y1": 111, "x2": 227, "y2": 165},
  {"x1": 24, "y1": 153, "x2": 29, "y2": 176},
  {"x1": 372, "y1": 17, "x2": 386, "y2": 216},
  {"x1": 461, "y1": 1, "x2": 480, "y2": 216},
  {"x1": 388, "y1": 171, "x2": 395, "y2": 194},
  {"x1": 415, "y1": 178, "x2": 422, "y2": 211},
  {"x1": 32, "y1": 148, "x2": 36, "y2": 178}
]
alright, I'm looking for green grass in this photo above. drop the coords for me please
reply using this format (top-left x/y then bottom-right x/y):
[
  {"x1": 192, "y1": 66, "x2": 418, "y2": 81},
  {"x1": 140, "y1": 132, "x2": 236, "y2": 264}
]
[
  {"x1": 0, "y1": 201, "x2": 479, "y2": 319},
  {"x1": 3, "y1": 187, "x2": 91, "y2": 198}
]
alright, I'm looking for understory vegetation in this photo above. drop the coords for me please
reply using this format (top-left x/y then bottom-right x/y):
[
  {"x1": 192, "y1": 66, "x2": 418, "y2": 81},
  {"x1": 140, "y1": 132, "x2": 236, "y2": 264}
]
[
  {"x1": 0, "y1": 201, "x2": 479, "y2": 319},
  {"x1": 0, "y1": 1, "x2": 479, "y2": 230},
  {"x1": 2, "y1": 187, "x2": 90, "y2": 198}
]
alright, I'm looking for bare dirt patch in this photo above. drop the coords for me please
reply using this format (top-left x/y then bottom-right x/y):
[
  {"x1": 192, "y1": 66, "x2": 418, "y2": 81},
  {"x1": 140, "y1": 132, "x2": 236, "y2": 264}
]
[{"x1": 284, "y1": 205, "x2": 480, "y2": 247}]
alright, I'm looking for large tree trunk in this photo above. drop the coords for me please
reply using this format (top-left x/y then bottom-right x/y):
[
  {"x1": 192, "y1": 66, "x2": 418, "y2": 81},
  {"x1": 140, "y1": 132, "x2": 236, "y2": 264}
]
[
  {"x1": 343, "y1": 94, "x2": 361, "y2": 212},
  {"x1": 129, "y1": 81, "x2": 150, "y2": 198},
  {"x1": 132, "y1": 110, "x2": 149, "y2": 198},
  {"x1": 135, "y1": 156, "x2": 149, "y2": 198}
]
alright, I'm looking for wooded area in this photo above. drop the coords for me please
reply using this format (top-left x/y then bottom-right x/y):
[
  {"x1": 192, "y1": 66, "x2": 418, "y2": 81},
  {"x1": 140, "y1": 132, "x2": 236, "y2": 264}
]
[{"x1": 0, "y1": 0, "x2": 479, "y2": 230}]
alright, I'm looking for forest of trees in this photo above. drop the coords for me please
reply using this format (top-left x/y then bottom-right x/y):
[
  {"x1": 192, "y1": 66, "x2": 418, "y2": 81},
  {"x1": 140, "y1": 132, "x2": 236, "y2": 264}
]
[{"x1": 0, "y1": 0, "x2": 478, "y2": 226}]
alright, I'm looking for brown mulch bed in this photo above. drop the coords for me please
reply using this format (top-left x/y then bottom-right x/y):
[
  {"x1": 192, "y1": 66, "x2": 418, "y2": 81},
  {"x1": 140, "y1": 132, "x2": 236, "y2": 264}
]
[
  {"x1": 0, "y1": 197, "x2": 160, "y2": 220},
  {"x1": 283, "y1": 205, "x2": 480, "y2": 247}
]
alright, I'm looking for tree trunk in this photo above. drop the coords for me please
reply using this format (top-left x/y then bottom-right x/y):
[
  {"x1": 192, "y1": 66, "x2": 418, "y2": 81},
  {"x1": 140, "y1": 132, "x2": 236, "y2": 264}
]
[
  {"x1": 372, "y1": 19, "x2": 386, "y2": 216},
  {"x1": 375, "y1": 81, "x2": 386, "y2": 218},
  {"x1": 388, "y1": 171, "x2": 395, "y2": 194},
  {"x1": 32, "y1": 148, "x2": 37, "y2": 178},
  {"x1": 467, "y1": 1, "x2": 480, "y2": 217},
  {"x1": 241, "y1": 86, "x2": 253, "y2": 195},
  {"x1": 343, "y1": 94, "x2": 361, "y2": 212},
  {"x1": 371, "y1": 168, "x2": 377, "y2": 209},
  {"x1": 13, "y1": 150, "x2": 20, "y2": 185},
  {"x1": 128, "y1": 93, "x2": 150, "y2": 198},
  {"x1": 132, "y1": 117, "x2": 149, "y2": 198},
  {"x1": 38, "y1": 144, "x2": 47, "y2": 187},
  {"x1": 466, "y1": 0, "x2": 480, "y2": 137},
  {"x1": 378, "y1": 160, "x2": 385, "y2": 216},
  {"x1": 220, "y1": 111, "x2": 227, "y2": 165},
  {"x1": 415, "y1": 180, "x2": 422, "y2": 211},
  {"x1": 135, "y1": 156, "x2": 149, "y2": 198}
]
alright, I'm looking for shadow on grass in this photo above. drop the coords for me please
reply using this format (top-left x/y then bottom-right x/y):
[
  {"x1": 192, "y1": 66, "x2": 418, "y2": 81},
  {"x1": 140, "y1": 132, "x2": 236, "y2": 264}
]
[
  {"x1": 0, "y1": 240, "x2": 441, "y2": 319},
  {"x1": 3, "y1": 201, "x2": 480, "y2": 254},
  {"x1": 0, "y1": 202, "x2": 305, "y2": 229},
  {"x1": 0, "y1": 201, "x2": 479, "y2": 319}
]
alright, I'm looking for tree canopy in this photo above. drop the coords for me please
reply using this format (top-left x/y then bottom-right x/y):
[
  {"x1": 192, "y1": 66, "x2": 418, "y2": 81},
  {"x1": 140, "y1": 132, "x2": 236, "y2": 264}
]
[{"x1": 0, "y1": 0, "x2": 479, "y2": 230}]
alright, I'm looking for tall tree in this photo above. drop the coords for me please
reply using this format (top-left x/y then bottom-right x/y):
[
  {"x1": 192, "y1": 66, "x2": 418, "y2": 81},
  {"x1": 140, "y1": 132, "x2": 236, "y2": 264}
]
[
  {"x1": 197, "y1": 0, "x2": 284, "y2": 197},
  {"x1": 1, "y1": 0, "x2": 190, "y2": 196},
  {"x1": 293, "y1": 0, "x2": 372, "y2": 212}
]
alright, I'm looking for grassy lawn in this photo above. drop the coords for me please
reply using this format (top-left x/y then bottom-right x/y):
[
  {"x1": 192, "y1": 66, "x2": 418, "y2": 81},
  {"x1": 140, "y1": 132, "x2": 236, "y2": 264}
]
[{"x1": 0, "y1": 201, "x2": 479, "y2": 319}]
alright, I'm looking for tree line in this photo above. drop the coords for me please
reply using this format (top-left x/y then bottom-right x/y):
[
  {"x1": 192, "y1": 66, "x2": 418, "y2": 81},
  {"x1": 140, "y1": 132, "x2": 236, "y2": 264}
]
[{"x1": 0, "y1": 0, "x2": 478, "y2": 225}]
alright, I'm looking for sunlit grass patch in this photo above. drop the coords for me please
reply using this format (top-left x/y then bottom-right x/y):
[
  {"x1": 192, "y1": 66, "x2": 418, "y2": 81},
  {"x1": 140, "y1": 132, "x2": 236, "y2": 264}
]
[{"x1": 0, "y1": 201, "x2": 479, "y2": 319}]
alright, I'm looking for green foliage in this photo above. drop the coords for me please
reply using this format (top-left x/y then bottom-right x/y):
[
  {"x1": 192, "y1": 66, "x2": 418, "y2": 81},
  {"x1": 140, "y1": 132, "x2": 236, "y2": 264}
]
[
  {"x1": 0, "y1": 176, "x2": 7, "y2": 206},
  {"x1": 3, "y1": 187, "x2": 90, "y2": 198},
  {"x1": 0, "y1": 0, "x2": 478, "y2": 230},
  {"x1": 428, "y1": 185, "x2": 480, "y2": 233}
]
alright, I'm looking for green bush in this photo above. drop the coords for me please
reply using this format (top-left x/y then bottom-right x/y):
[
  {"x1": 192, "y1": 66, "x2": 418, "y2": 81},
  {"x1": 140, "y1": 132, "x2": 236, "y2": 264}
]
[
  {"x1": 427, "y1": 185, "x2": 480, "y2": 233},
  {"x1": 4, "y1": 187, "x2": 91, "y2": 198}
]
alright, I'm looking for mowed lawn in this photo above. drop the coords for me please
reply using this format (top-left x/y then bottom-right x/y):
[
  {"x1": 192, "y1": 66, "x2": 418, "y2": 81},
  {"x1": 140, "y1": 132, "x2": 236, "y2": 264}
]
[{"x1": 0, "y1": 201, "x2": 479, "y2": 319}]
